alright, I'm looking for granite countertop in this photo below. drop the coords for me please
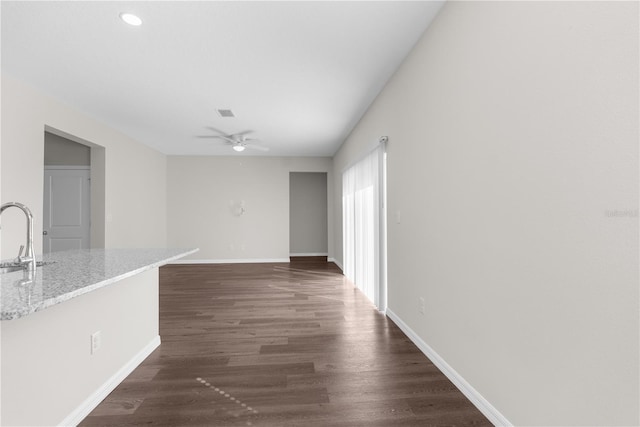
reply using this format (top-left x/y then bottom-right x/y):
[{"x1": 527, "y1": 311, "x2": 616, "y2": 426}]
[{"x1": 0, "y1": 248, "x2": 198, "y2": 321}]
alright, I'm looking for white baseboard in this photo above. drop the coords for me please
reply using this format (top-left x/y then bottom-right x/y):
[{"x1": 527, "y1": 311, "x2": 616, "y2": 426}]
[
  {"x1": 385, "y1": 309, "x2": 511, "y2": 427},
  {"x1": 328, "y1": 257, "x2": 343, "y2": 271},
  {"x1": 289, "y1": 253, "x2": 328, "y2": 257},
  {"x1": 169, "y1": 258, "x2": 290, "y2": 264},
  {"x1": 60, "y1": 335, "x2": 161, "y2": 427}
]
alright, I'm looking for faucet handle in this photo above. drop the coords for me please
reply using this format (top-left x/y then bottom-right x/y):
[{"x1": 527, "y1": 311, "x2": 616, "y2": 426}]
[{"x1": 15, "y1": 245, "x2": 24, "y2": 261}]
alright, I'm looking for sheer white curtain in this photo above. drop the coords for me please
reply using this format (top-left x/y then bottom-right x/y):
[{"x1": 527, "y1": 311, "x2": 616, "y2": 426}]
[{"x1": 342, "y1": 143, "x2": 386, "y2": 311}]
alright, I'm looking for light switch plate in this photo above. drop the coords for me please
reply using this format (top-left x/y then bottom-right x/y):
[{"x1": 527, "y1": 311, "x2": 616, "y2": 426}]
[{"x1": 91, "y1": 331, "x2": 101, "y2": 354}]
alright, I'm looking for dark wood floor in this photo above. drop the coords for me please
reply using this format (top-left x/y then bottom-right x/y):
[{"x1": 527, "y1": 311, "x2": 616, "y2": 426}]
[{"x1": 80, "y1": 260, "x2": 491, "y2": 426}]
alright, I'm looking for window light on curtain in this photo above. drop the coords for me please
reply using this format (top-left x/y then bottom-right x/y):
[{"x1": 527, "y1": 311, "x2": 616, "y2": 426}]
[{"x1": 342, "y1": 140, "x2": 386, "y2": 311}]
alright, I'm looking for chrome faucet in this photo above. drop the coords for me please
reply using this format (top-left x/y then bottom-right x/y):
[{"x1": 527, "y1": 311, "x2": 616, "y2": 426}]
[{"x1": 0, "y1": 202, "x2": 36, "y2": 273}]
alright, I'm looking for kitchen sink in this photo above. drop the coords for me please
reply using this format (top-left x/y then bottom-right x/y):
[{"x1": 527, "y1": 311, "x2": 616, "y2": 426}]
[{"x1": 0, "y1": 260, "x2": 55, "y2": 274}]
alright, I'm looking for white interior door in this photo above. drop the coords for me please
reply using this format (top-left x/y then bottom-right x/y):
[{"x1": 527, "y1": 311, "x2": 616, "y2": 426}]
[{"x1": 43, "y1": 167, "x2": 91, "y2": 253}]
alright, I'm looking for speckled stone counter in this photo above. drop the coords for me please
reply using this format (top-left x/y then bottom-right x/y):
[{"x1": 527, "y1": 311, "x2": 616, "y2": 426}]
[{"x1": 0, "y1": 247, "x2": 197, "y2": 320}]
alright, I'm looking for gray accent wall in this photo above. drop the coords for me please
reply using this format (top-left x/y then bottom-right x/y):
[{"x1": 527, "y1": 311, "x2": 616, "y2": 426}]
[
  {"x1": 289, "y1": 172, "x2": 328, "y2": 255},
  {"x1": 44, "y1": 131, "x2": 91, "y2": 166}
]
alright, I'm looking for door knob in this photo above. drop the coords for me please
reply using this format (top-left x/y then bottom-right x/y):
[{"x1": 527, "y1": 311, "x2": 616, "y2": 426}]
[{"x1": 43, "y1": 230, "x2": 48, "y2": 235}]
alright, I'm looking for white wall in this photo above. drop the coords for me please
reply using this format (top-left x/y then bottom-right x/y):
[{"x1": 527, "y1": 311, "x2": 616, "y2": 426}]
[
  {"x1": 167, "y1": 156, "x2": 333, "y2": 262},
  {"x1": 1, "y1": 74, "x2": 167, "y2": 256},
  {"x1": 1, "y1": 73, "x2": 169, "y2": 426},
  {"x1": 1, "y1": 269, "x2": 159, "y2": 426},
  {"x1": 0, "y1": 70, "x2": 3, "y2": 419},
  {"x1": 333, "y1": 2, "x2": 638, "y2": 426}
]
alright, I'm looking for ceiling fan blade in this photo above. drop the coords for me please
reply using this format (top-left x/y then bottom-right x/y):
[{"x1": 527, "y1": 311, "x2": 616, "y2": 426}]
[
  {"x1": 246, "y1": 144, "x2": 270, "y2": 152},
  {"x1": 205, "y1": 126, "x2": 227, "y2": 135},
  {"x1": 198, "y1": 135, "x2": 235, "y2": 144},
  {"x1": 199, "y1": 126, "x2": 263, "y2": 149}
]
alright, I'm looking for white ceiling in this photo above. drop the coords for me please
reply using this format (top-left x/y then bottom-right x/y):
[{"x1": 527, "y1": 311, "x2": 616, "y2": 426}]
[{"x1": 2, "y1": 1, "x2": 443, "y2": 157}]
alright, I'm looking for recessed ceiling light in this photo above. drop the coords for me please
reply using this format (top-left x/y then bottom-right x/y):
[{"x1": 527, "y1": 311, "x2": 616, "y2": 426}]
[{"x1": 120, "y1": 13, "x2": 142, "y2": 26}]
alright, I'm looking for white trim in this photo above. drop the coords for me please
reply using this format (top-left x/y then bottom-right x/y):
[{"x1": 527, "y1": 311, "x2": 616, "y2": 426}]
[
  {"x1": 44, "y1": 165, "x2": 90, "y2": 170},
  {"x1": 60, "y1": 335, "x2": 161, "y2": 427},
  {"x1": 328, "y1": 257, "x2": 343, "y2": 271},
  {"x1": 289, "y1": 252, "x2": 328, "y2": 257},
  {"x1": 385, "y1": 309, "x2": 512, "y2": 427},
  {"x1": 169, "y1": 258, "x2": 290, "y2": 265}
]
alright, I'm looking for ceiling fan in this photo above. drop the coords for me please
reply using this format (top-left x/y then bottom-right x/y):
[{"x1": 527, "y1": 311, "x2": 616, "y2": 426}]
[{"x1": 197, "y1": 127, "x2": 269, "y2": 152}]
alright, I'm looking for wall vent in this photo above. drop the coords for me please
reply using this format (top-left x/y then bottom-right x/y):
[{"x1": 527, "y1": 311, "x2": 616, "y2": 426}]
[{"x1": 216, "y1": 109, "x2": 235, "y2": 118}]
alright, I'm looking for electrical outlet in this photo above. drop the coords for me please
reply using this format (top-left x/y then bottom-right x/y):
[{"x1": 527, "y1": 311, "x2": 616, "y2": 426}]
[
  {"x1": 91, "y1": 331, "x2": 102, "y2": 354},
  {"x1": 419, "y1": 297, "x2": 425, "y2": 315}
]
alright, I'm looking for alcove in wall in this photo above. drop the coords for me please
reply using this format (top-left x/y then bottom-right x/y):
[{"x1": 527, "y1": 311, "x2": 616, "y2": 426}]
[{"x1": 289, "y1": 172, "x2": 328, "y2": 259}]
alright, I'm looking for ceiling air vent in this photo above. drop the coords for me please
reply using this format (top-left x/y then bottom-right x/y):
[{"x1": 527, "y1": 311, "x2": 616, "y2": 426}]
[{"x1": 216, "y1": 109, "x2": 235, "y2": 118}]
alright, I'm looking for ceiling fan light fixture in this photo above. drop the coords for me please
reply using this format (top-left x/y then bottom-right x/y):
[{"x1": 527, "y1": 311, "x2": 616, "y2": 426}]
[
  {"x1": 120, "y1": 13, "x2": 142, "y2": 26},
  {"x1": 233, "y1": 145, "x2": 245, "y2": 152}
]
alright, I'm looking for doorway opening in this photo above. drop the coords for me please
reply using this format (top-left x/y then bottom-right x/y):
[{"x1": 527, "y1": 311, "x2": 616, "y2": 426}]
[
  {"x1": 43, "y1": 128, "x2": 105, "y2": 253},
  {"x1": 289, "y1": 172, "x2": 328, "y2": 260}
]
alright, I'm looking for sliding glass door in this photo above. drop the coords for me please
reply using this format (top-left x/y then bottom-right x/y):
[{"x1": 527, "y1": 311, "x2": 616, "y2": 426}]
[{"x1": 342, "y1": 144, "x2": 386, "y2": 311}]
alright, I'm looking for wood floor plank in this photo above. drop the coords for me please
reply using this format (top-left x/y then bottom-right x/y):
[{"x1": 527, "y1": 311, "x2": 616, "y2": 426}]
[{"x1": 80, "y1": 261, "x2": 491, "y2": 426}]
